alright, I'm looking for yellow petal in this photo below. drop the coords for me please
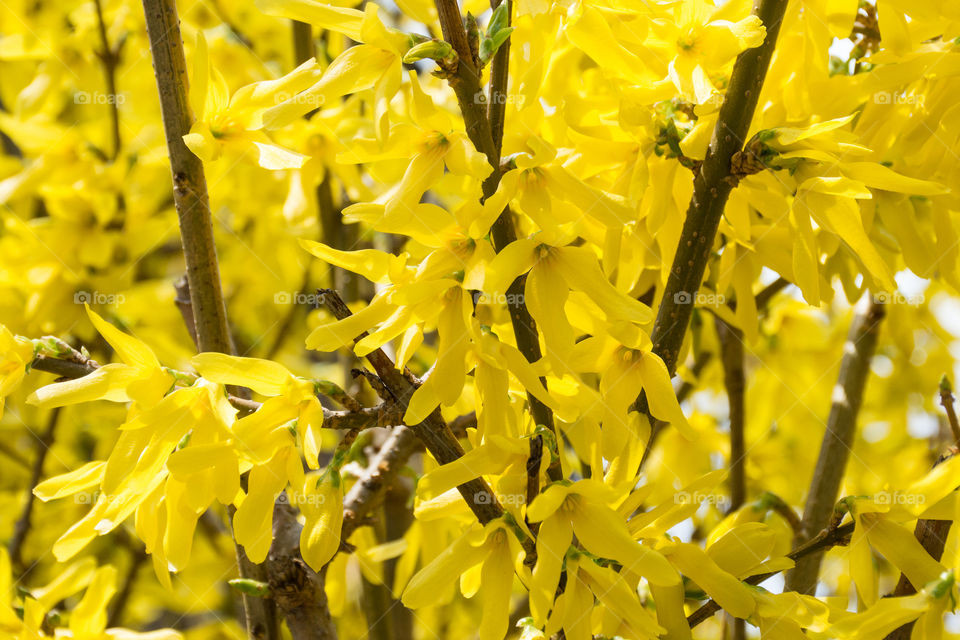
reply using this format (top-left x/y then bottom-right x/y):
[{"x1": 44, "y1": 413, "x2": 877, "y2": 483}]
[
  {"x1": 34, "y1": 461, "x2": 105, "y2": 501},
  {"x1": 192, "y1": 352, "x2": 295, "y2": 396},
  {"x1": 638, "y1": 352, "x2": 694, "y2": 439},
  {"x1": 86, "y1": 306, "x2": 160, "y2": 369},
  {"x1": 662, "y1": 542, "x2": 755, "y2": 619},
  {"x1": 300, "y1": 471, "x2": 345, "y2": 571}
]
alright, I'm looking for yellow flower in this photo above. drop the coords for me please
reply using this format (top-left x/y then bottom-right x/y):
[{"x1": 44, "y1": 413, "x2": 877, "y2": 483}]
[
  {"x1": 402, "y1": 519, "x2": 526, "y2": 640},
  {"x1": 257, "y1": 2, "x2": 413, "y2": 139},
  {"x1": 543, "y1": 552, "x2": 664, "y2": 640},
  {"x1": 28, "y1": 305, "x2": 173, "y2": 409},
  {"x1": 182, "y1": 34, "x2": 322, "y2": 169},
  {"x1": 526, "y1": 480, "x2": 678, "y2": 624},
  {"x1": 192, "y1": 352, "x2": 325, "y2": 468},
  {"x1": 646, "y1": 0, "x2": 766, "y2": 104}
]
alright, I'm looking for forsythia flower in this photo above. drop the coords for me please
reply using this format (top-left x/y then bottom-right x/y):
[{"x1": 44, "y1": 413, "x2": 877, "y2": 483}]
[
  {"x1": 0, "y1": 551, "x2": 181, "y2": 640},
  {"x1": 27, "y1": 306, "x2": 173, "y2": 410},
  {"x1": 526, "y1": 480, "x2": 679, "y2": 624},
  {"x1": 402, "y1": 519, "x2": 526, "y2": 640},
  {"x1": 183, "y1": 34, "x2": 322, "y2": 169}
]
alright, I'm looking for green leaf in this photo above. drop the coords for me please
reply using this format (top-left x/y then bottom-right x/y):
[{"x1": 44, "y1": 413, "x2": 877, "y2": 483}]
[{"x1": 479, "y1": 27, "x2": 513, "y2": 63}]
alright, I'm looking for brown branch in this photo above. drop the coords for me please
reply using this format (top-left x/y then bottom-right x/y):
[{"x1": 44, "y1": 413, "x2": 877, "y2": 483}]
[
  {"x1": 93, "y1": 0, "x2": 123, "y2": 161},
  {"x1": 319, "y1": 289, "x2": 507, "y2": 526},
  {"x1": 716, "y1": 318, "x2": 746, "y2": 511},
  {"x1": 8, "y1": 407, "x2": 60, "y2": 570},
  {"x1": 787, "y1": 297, "x2": 885, "y2": 594},
  {"x1": 687, "y1": 521, "x2": 856, "y2": 627},
  {"x1": 341, "y1": 426, "x2": 419, "y2": 540},
  {"x1": 142, "y1": 0, "x2": 233, "y2": 357},
  {"x1": 265, "y1": 501, "x2": 337, "y2": 640},
  {"x1": 139, "y1": 1, "x2": 286, "y2": 634},
  {"x1": 634, "y1": 0, "x2": 789, "y2": 418},
  {"x1": 432, "y1": 0, "x2": 560, "y2": 480}
]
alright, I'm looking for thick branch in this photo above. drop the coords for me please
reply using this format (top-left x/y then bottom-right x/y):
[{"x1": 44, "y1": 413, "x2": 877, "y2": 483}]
[
  {"x1": 433, "y1": 0, "x2": 560, "y2": 479},
  {"x1": 142, "y1": 0, "x2": 232, "y2": 356},
  {"x1": 636, "y1": 0, "x2": 789, "y2": 402},
  {"x1": 787, "y1": 297, "x2": 885, "y2": 594},
  {"x1": 341, "y1": 425, "x2": 419, "y2": 540},
  {"x1": 265, "y1": 501, "x2": 337, "y2": 640}
]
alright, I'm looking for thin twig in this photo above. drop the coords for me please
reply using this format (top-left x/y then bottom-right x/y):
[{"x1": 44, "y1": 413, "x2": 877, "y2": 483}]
[
  {"x1": 93, "y1": 0, "x2": 123, "y2": 160},
  {"x1": 687, "y1": 521, "x2": 856, "y2": 627},
  {"x1": 107, "y1": 547, "x2": 147, "y2": 627},
  {"x1": 787, "y1": 297, "x2": 885, "y2": 594},
  {"x1": 29, "y1": 352, "x2": 401, "y2": 431},
  {"x1": 8, "y1": 408, "x2": 60, "y2": 570},
  {"x1": 716, "y1": 318, "x2": 746, "y2": 511}
]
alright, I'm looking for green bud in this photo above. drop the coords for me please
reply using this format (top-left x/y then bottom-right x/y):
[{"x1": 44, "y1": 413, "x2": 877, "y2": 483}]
[
  {"x1": 479, "y1": 27, "x2": 513, "y2": 63},
  {"x1": 402, "y1": 40, "x2": 454, "y2": 64},
  {"x1": 487, "y1": 2, "x2": 510, "y2": 36},
  {"x1": 228, "y1": 578, "x2": 271, "y2": 597}
]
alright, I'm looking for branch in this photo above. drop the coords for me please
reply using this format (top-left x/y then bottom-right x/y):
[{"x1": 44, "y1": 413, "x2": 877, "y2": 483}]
[
  {"x1": 93, "y1": 0, "x2": 123, "y2": 161},
  {"x1": 29, "y1": 352, "x2": 401, "y2": 431},
  {"x1": 8, "y1": 407, "x2": 60, "y2": 570},
  {"x1": 433, "y1": 0, "x2": 560, "y2": 480},
  {"x1": 716, "y1": 318, "x2": 746, "y2": 511},
  {"x1": 319, "y1": 289, "x2": 506, "y2": 526},
  {"x1": 341, "y1": 425, "x2": 419, "y2": 540},
  {"x1": 635, "y1": 0, "x2": 789, "y2": 410},
  {"x1": 264, "y1": 501, "x2": 337, "y2": 640},
  {"x1": 787, "y1": 297, "x2": 885, "y2": 594},
  {"x1": 687, "y1": 521, "x2": 856, "y2": 627},
  {"x1": 884, "y1": 450, "x2": 956, "y2": 640},
  {"x1": 107, "y1": 547, "x2": 147, "y2": 627},
  {"x1": 142, "y1": 0, "x2": 233, "y2": 357},
  {"x1": 939, "y1": 376, "x2": 960, "y2": 446}
]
